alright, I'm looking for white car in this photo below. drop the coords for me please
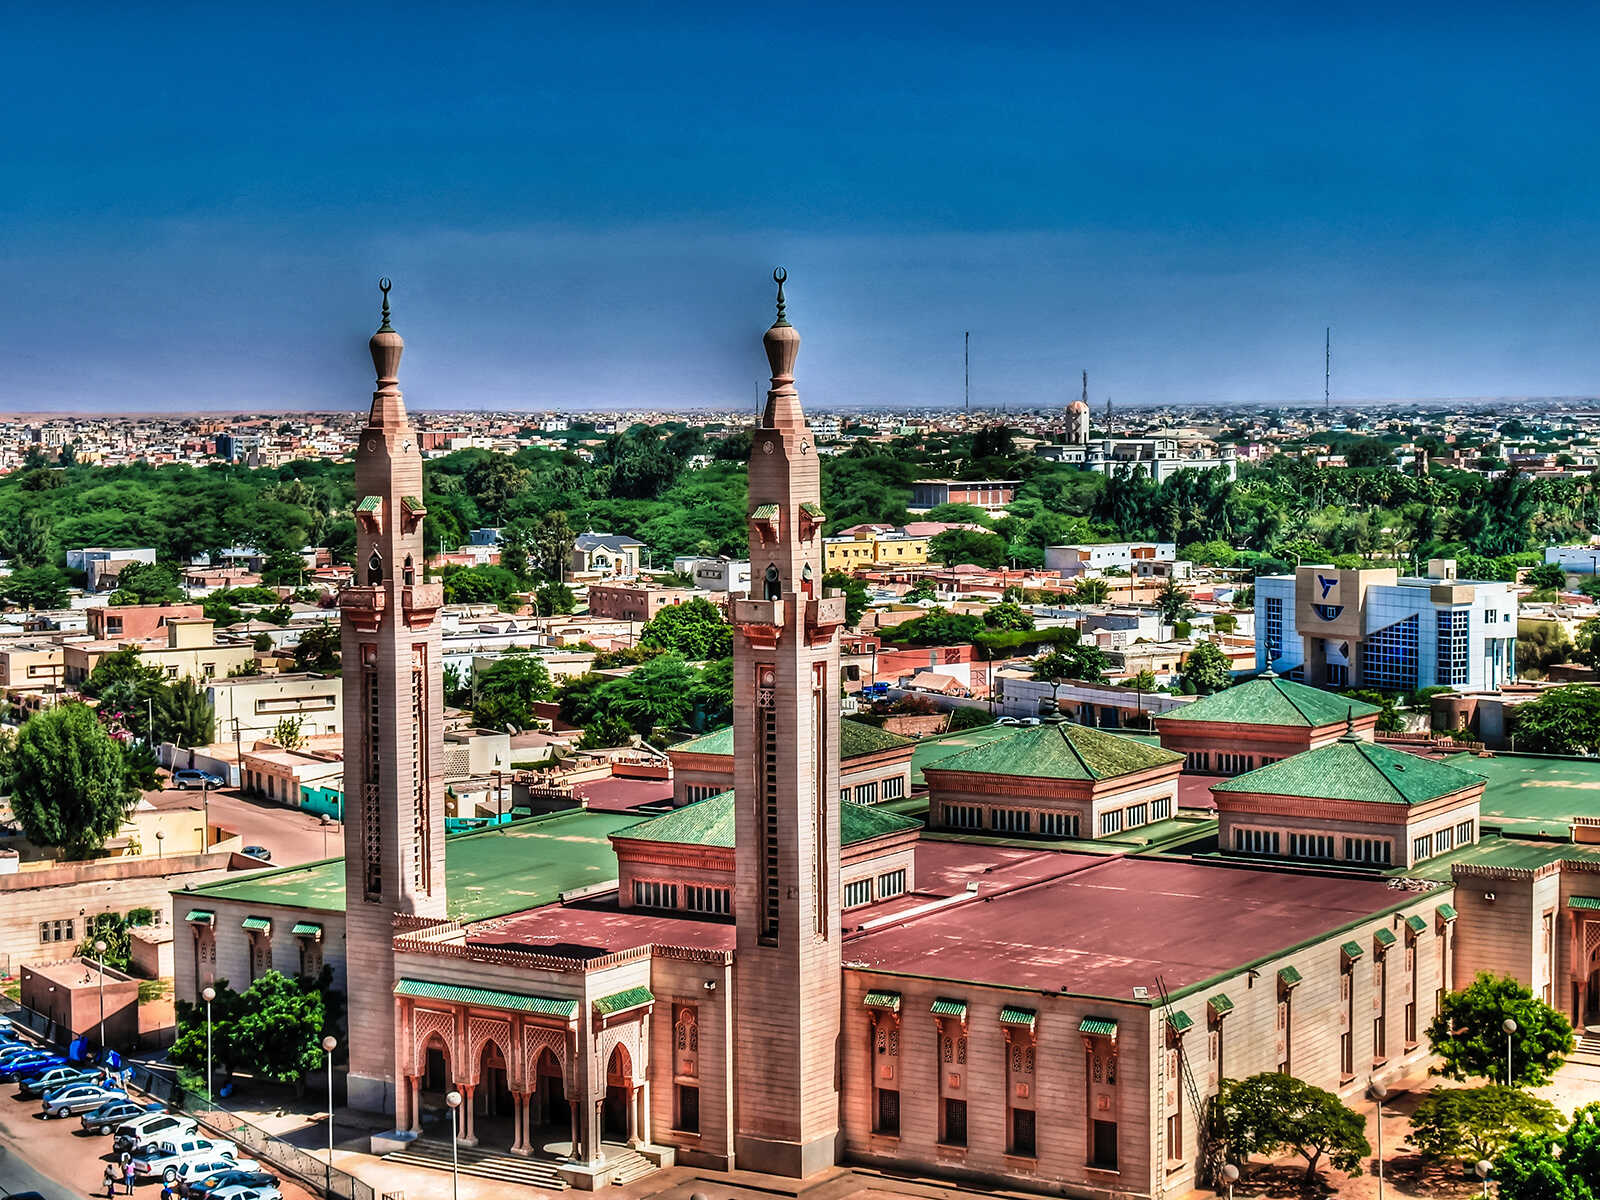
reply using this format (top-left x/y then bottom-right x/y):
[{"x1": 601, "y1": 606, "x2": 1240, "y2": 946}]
[
  {"x1": 132, "y1": 1136, "x2": 238, "y2": 1182},
  {"x1": 207, "y1": 1186, "x2": 281, "y2": 1200},
  {"x1": 114, "y1": 1112, "x2": 199, "y2": 1152},
  {"x1": 174, "y1": 1156, "x2": 260, "y2": 1187}
]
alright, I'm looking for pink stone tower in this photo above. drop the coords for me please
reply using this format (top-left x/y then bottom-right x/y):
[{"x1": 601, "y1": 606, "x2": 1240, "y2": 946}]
[
  {"x1": 732, "y1": 270, "x2": 848, "y2": 1175},
  {"x1": 339, "y1": 280, "x2": 448, "y2": 1113}
]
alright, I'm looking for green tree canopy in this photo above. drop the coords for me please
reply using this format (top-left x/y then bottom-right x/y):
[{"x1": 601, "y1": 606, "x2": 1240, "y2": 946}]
[
  {"x1": 890, "y1": 607, "x2": 987, "y2": 647},
  {"x1": 639, "y1": 597, "x2": 733, "y2": 660},
  {"x1": 1428, "y1": 973, "x2": 1573, "y2": 1087},
  {"x1": 1216, "y1": 1072, "x2": 1370, "y2": 1179},
  {"x1": 293, "y1": 621, "x2": 342, "y2": 673},
  {"x1": 472, "y1": 654, "x2": 554, "y2": 732},
  {"x1": 982, "y1": 600, "x2": 1035, "y2": 631},
  {"x1": 1179, "y1": 641, "x2": 1234, "y2": 694},
  {"x1": 108, "y1": 560, "x2": 185, "y2": 605},
  {"x1": 441, "y1": 564, "x2": 523, "y2": 608},
  {"x1": 1493, "y1": 1101, "x2": 1600, "y2": 1200},
  {"x1": 1409, "y1": 1085, "x2": 1565, "y2": 1164},
  {"x1": 535, "y1": 580, "x2": 576, "y2": 615},
  {"x1": 7, "y1": 703, "x2": 139, "y2": 857},
  {"x1": 171, "y1": 968, "x2": 337, "y2": 1087},
  {"x1": 159, "y1": 676, "x2": 216, "y2": 747},
  {"x1": 1, "y1": 565, "x2": 71, "y2": 610},
  {"x1": 1511, "y1": 685, "x2": 1600, "y2": 754},
  {"x1": 928, "y1": 528, "x2": 1007, "y2": 569}
]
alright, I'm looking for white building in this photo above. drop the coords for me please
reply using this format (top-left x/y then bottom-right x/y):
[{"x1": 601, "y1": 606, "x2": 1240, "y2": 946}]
[
  {"x1": 1035, "y1": 438, "x2": 1238, "y2": 482},
  {"x1": 672, "y1": 555, "x2": 752, "y2": 593},
  {"x1": 1045, "y1": 542, "x2": 1176, "y2": 576},
  {"x1": 1542, "y1": 544, "x2": 1600, "y2": 575},
  {"x1": 1255, "y1": 559, "x2": 1517, "y2": 691}
]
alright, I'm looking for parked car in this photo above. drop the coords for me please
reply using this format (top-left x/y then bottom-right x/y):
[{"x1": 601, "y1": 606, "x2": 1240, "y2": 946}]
[
  {"x1": 240, "y1": 846, "x2": 271, "y2": 861},
  {"x1": 995, "y1": 716, "x2": 1019, "y2": 725},
  {"x1": 41, "y1": 1080, "x2": 127, "y2": 1118},
  {"x1": 81, "y1": 1098, "x2": 164, "y2": 1135},
  {"x1": 0, "y1": 1052, "x2": 65, "y2": 1081},
  {"x1": 173, "y1": 1157, "x2": 260, "y2": 1188},
  {"x1": 173, "y1": 769, "x2": 224, "y2": 790},
  {"x1": 131, "y1": 1137, "x2": 237, "y2": 1183},
  {"x1": 114, "y1": 1113, "x2": 200, "y2": 1154},
  {"x1": 183, "y1": 1169, "x2": 278, "y2": 1200},
  {"x1": 205, "y1": 1186, "x2": 281, "y2": 1200},
  {"x1": 18, "y1": 1064, "x2": 100, "y2": 1097}
]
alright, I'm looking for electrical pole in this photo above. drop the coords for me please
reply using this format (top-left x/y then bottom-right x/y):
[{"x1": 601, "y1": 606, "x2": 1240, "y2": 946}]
[
  {"x1": 1325, "y1": 327, "x2": 1331, "y2": 413},
  {"x1": 964, "y1": 332, "x2": 970, "y2": 413}
]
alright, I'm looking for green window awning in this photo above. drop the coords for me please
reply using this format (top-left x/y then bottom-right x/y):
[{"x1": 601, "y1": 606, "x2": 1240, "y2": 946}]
[
  {"x1": 1207, "y1": 993, "x2": 1234, "y2": 1018},
  {"x1": 1278, "y1": 966, "x2": 1303, "y2": 988},
  {"x1": 291, "y1": 922, "x2": 323, "y2": 939},
  {"x1": 402, "y1": 496, "x2": 425, "y2": 513},
  {"x1": 355, "y1": 495, "x2": 382, "y2": 512},
  {"x1": 864, "y1": 990, "x2": 902, "y2": 1013},
  {"x1": 594, "y1": 986, "x2": 654, "y2": 1016},
  {"x1": 1341, "y1": 940, "x2": 1365, "y2": 961},
  {"x1": 394, "y1": 978, "x2": 579, "y2": 1019},
  {"x1": 1374, "y1": 927, "x2": 1397, "y2": 948},
  {"x1": 186, "y1": 910, "x2": 215, "y2": 926},
  {"x1": 999, "y1": 1006, "x2": 1037, "y2": 1029},
  {"x1": 930, "y1": 998, "x2": 968, "y2": 1019},
  {"x1": 1079, "y1": 1017, "x2": 1118, "y2": 1037},
  {"x1": 800, "y1": 502, "x2": 824, "y2": 518},
  {"x1": 1436, "y1": 903, "x2": 1457, "y2": 922},
  {"x1": 241, "y1": 916, "x2": 271, "y2": 933},
  {"x1": 1166, "y1": 1011, "x2": 1195, "y2": 1034},
  {"x1": 1405, "y1": 915, "x2": 1428, "y2": 935},
  {"x1": 1569, "y1": 896, "x2": 1600, "y2": 910},
  {"x1": 751, "y1": 504, "x2": 778, "y2": 521}
]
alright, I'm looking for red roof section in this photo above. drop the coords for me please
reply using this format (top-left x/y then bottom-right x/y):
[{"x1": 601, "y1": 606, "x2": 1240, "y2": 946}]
[
  {"x1": 465, "y1": 902, "x2": 735, "y2": 958},
  {"x1": 573, "y1": 776, "x2": 673, "y2": 812}
]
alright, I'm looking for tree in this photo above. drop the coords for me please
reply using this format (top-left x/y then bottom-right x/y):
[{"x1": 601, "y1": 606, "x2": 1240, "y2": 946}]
[
  {"x1": 441, "y1": 564, "x2": 523, "y2": 608},
  {"x1": 82, "y1": 646, "x2": 167, "y2": 733},
  {"x1": 1155, "y1": 576, "x2": 1193, "y2": 625},
  {"x1": 640, "y1": 597, "x2": 733, "y2": 660},
  {"x1": 983, "y1": 600, "x2": 1035, "y2": 632},
  {"x1": 891, "y1": 607, "x2": 987, "y2": 647},
  {"x1": 159, "y1": 676, "x2": 216, "y2": 747},
  {"x1": 7, "y1": 703, "x2": 138, "y2": 858},
  {"x1": 1493, "y1": 1101, "x2": 1600, "y2": 1200},
  {"x1": 1032, "y1": 638, "x2": 1109, "y2": 703},
  {"x1": 1181, "y1": 539, "x2": 1238, "y2": 568},
  {"x1": 1409, "y1": 1086, "x2": 1565, "y2": 1163},
  {"x1": 1428, "y1": 973, "x2": 1573, "y2": 1087},
  {"x1": 534, "y1": 580, "x2": 576, "y2": 616},
  {"x1": 1517, "y1": 620, "x2": 1574, "y2": 676},
  {"x1": 171, "y1": 969, "x2": 336, "y2": 1088},
  {"x1": 258, "y1": 546, "x2": 306, "y2": 587},
  {"x1": 0, "y1": 509, "x2": 52, "y2": 567},
  {"x1": 1, "y1": 564, "x2": 70, "y2": 609},
  {"x1": 823, "y1": 571, "x2": 870, "y2": 627},
  {"x1": 293, "y1": 621, "x2": 341, "y2": 673},
  {"x1": 903, "y1": 580, "x2": 938, "y2": 603},
  {"x1": 472, "y1": 654, "x2": 554, "y2": 731},
  {"x1": 1069, "y1": 577, "x2": 1110, "y2": 604},
  {"x1": 1216, "y1": 1073, "x2": 1370, "y2": 1180},
  {"x1": 947, "y1": 706, "x2": 994, "y2": 731},
  {"x1": 1511, "y1": 685, "x2": 1600, "y2": 755},
  {"x1": 1525, "y1": 561, "x2": 1567, "y2": 591},
  {"x1": 273, "y1": 715, "x2": 305, "y2": 750},
  {"x1": 108, "y1": 560, "x2": 184, "y2": 605},
  {"x1": 1179, "y1": 641, "x2": 1234, "y2": 694},
  {"x1": 928, "y1": 528, "x2": 1008, "y2": 569}
]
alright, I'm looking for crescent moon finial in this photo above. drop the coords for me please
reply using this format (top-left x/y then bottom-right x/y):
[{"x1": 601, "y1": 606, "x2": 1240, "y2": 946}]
[
  {"x1": 772, "y1": 267, "x2": 789, "y2": 327},
  {"x1": 377, "y1": 277, "x2": 394, "y2": 332}
]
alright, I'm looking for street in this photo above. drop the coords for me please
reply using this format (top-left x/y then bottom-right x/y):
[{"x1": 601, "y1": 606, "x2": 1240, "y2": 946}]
[{"x1": 146, "y1": 787, "x2": 342, "y2": 866}]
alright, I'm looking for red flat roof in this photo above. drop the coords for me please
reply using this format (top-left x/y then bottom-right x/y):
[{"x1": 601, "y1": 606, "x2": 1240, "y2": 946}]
[
  {"x1": 844, "y1": 855, "x2": 1415, "y2": 1000},
  {"x1": 573, "y1": 776, "x2": 673, "y2": 812},
  {"x1": 1178, "y1": 773, "x2": 1224, "y2": 812},
  {"x1": 465, "y1": 902, "x2": 735, "y2": 958}
]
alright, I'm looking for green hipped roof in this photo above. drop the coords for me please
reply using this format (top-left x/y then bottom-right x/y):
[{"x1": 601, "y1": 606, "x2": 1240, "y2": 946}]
[
  {"x1": 1278, "y1": 966, "x2": 1303, "y2": 987},
  {"x1": 1569, "y1": 896, "x2": 1600, "y2": 910},
  {"x1": 1207, "y1": 993, "x2": 1234, "y2": 1017},
  {"x1": 1374, "y1": 927, "x2": 1398, "y2": 947},
  {"x1": 1079, "y1": 1017, "x2": 1118, "y2": 1037},
  {"x1": 1212, "y1": 739, "x2": 1485, "y2": 806},
  {"x1": 1000, "y1": 1005, "x2": 1037, "y2": 1029},
  {"x1": 670, "y1": 719, "x2": 912, "y2": 760},
  {"x1": 925, "y1": 719, "x2": 1181, "y2": 783},
  {"x1": 395, "y1": 979, "x2": 578, "y2": 1019},
  {"x1": 1405, "y1": 915, "x2": 1429, "y2": 934},
  {"x1": 355, "y1": 495, "x2": 382, "y2": 512},
  {"x1": 1161, "y1": 676, "x2": 1380, "y2": 728},
  {"x1": 751, "y1": 504, "x2": 778, "y2": 520},
  {"x1": 240, "y1": 916, "x2": 271, "y2": 933},
  {"x1": 1342, "y1": 940, "x2": 1365, "y2": 960},
  {"x1": 930, "y1": 998, "x2": 968, "y2": 1018},
  {"x1": 615, "y1": 789, "x2": 921, "y2": 850},
  {"x1": 1437, "y1": 903, "x2": 1458, "y2": 921},
  {"x1": 594, "y1": 986, "x2": 653, "y2": 1015},
  {"x1": 1166, "y1": 1010, "x2": 1195, "y2": 1033},
  {"x1": 864, "y1": 990, "x2": 902, "y2": 1012}
]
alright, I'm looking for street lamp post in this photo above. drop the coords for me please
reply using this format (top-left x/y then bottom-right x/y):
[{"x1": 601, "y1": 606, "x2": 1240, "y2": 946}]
[
  {"x1": 93, "y1": 938, "x2": 107, "y2": 1050},
  {"x1": 322, "y1": 1035, "x2": 338, "y2": 1194},
  {"x1": 1369, "y1": 1079, "x2": 1389, "y2": 1200},
  {"x1": 1220, "y1": 1162, "x2": 1239, "y2": 1200},
  {"x1": 321, "y1": 813, "x2": 333, "y2": 859},
  {"x1": 1475, "y1": 1159, "x2": 1492, "y2": 1197},
  {"x1": 445, "y1": 1090, "x2": 463, "y2": 1200},
  {"x1": 200, "y1": 779, "x2": 210, "y2": 852},
  {"x1": 201, "y1": 986, "x2": 216, "y2": 1106},
  {"x1": 1504, "y1": 1017, "x2": 1518, "y2": 1085},
  {"x1": 155, "y1": 830, "x2": 165, "y2": 860}
]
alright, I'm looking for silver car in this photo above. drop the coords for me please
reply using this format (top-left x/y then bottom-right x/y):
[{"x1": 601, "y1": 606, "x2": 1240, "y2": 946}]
[{"x1": 40, "y1": 1081, "x2": 127, "y2": 1118}]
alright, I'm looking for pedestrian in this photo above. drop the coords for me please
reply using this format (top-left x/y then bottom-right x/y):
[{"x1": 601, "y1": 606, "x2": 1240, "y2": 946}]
[
  {"x1": 104, "y1": 1163, "x2": 118, "y2": 1200},
  {"x1": 124, "y1": 1155, "x2": 136, "y2": 1194},
  {"x1": 160, "y1": 1181, "x2": 173, "y2": 1200}
]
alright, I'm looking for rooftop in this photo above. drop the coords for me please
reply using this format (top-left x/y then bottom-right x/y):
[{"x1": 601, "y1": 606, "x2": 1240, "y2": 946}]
[
  {"x1": 1158, "y1": 675, "x2": 1379, "y2": 728},
  {"x1": 612, "y1": 790, "x2": 921, "y2": 849},
  {"x1": 462, "y1": 901, "x2": 735, "y2": 958},
  {"x1": 844, "y1": 854, "x2": 1430, "y2": 1000},
  {"x1": 1213, "y1": 738, "x2": 1485, "y2": 806},
  {"x1": 922, "y1": 718, "x2": 1181, "y2": 782},
  {"x1": 670, "y1": 719, "x2": 912, "y2": 760},
  {"x1": 183, "y1": 808, "x2": 643, "y2": 918},
  {"x1": 1438, "y1": 750, "x2": 1600, "y2": 837}
]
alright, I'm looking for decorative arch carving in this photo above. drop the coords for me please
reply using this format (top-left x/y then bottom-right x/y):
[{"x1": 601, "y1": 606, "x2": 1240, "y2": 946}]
[
  {"x1": 412, "y1": 1008, "x2": 456, "y2": 1077},
  {"x1": 467, "y1": 1016, "x2": 514, "y2": 1089},
  {"x1": 596, "y1": 1019, "x2": 647, "y2": 1087}
]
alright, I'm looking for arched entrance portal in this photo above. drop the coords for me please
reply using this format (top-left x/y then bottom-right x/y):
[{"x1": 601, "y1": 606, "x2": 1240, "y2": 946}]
[
  {"x1": 603, "y1": 1044, "x2": 632, "y2": 1142},
  {"x1": 474, "y1": 1040, "x2": 515, "y2": 1149},
  {"x1": 415, "y1": 1036, "x2": 459, "y2": 1138},
  {"x1": 533, "y1": 1048, "x2": 569, "y2": 1130}
]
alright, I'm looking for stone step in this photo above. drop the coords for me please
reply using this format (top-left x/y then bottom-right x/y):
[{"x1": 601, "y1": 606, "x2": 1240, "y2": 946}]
[
  {"x1": 606, "y1": 1150, "x2": 657, "y2": 1187},
  {"x1": 385, "y1": 1140, "x2": 570, "y2": 1190}
]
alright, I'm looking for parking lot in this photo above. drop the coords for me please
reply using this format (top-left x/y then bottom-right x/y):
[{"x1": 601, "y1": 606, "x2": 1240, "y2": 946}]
[{"x1": 0, "y1": 1032, "x2": 316, "y2": 1200}]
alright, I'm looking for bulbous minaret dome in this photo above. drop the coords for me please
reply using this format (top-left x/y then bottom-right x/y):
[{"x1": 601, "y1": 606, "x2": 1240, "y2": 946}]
[
  {"x1": 368, "y1": 278, "x2": 407, "y2": 428},
  {"x1": 762, "y1": 267, "x2": 804, "y2": 430}
]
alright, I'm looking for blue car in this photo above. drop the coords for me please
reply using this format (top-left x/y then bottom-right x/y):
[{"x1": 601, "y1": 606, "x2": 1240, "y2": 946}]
[{"x1": 0, "y1": 1052, "x2": 64, "y2": 1081}]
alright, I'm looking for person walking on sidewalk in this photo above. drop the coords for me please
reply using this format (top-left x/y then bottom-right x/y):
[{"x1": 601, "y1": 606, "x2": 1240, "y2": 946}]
[
  {"x1": 123, "y1": 1156, "x2": 136, "y2": 1194},
  {"x1": 104, "y1": 1163, "x2": 119, "y2": 1200}
]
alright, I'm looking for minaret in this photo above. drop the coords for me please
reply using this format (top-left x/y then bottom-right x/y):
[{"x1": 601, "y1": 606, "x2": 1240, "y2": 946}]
[
  {"x1": 340, "y1": 280, "x2": 447, "y2": 1114},
  {"x1": 731, "y1": 270, "x2": 846, "y2": 1176}
]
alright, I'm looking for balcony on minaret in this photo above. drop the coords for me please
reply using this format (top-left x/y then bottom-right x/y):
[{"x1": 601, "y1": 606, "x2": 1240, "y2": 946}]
[
  {"x1": 341, "y1": 585, "x2": 386, "y2": 631},
  {"x1": 402, "y1": 582, "x2": 444, "y2": 628},
  {"x1": 354, "y1": 495, "x2": 383, "y2": 534},
  {"x1": 733, "y1": 596, "x2": 784, "y2": 648},
  {"x1": 797, "y1": 501, "x2": 825, "y2": 542},
  {"x1": 807, "y1": 593, "x2": 848, "y2": 644},
  {"x1": 750, "y1": 503, "x2": 779, "y2": 546},
  {"x1": 400, "y1": 495, "x2": 427, "y2": 533}
]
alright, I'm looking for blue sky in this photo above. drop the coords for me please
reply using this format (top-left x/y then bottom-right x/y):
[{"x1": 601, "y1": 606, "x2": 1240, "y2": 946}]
[{"x1": 3, "y1": 2, "x2": 1598, "y2": 413}]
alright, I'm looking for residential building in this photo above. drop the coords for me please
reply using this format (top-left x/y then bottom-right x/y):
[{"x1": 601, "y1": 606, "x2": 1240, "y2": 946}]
[
  {"x1": 1044, "y1": 542, "x2": 1176, "y2": 576},
  {"x1": 572, "y1": 532, "x2": 647, "y2": 577},
  {"x1": 586, "y1": 583, "x2": 696, "y2": 623},
  {"x1": 909, "y1": 479, "x2": 1019, "y2": 514},
  {"x1": 204, "y1": 672, "x2": 342, "y2": 743}
]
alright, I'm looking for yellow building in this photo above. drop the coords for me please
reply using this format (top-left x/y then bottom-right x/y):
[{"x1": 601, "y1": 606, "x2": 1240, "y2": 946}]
[
  {"x1": 823, "y1": 531, "x2": 932, "y2": 571},
  {"x1": 62, "y1": 618, "x2": 257, "y2": 688}
]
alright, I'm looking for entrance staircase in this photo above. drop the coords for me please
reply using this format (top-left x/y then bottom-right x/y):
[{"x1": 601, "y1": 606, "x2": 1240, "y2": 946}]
[
  {"x1": 1575, "y1": 1027, "x2": 1600, "y2": 1064},
  {"x1": 605, "y1": 1147, "x2": 657, "y2": 1187},
  {"x1": 385, "y1": 1139, "x2": 571, "y2": 1190}
]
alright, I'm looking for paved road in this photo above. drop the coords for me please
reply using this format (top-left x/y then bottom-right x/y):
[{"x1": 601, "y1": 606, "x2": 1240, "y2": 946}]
[{"x1": 146, "y1": 786, "x2": 342, "y2": 867}]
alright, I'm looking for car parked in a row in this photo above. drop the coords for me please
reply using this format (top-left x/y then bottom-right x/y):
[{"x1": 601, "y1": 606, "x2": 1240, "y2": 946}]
[
  {"x1": 81, "y1": 1098, "x2": 165, "y2": 1135},
  {"x1": 41, "y1": 1079, "x2": 127, "y2": 1117}
]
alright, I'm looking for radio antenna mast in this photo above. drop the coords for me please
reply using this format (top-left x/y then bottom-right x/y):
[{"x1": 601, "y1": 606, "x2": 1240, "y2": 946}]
[
  {"x1": 1325, "y1": 327, "x2": 1331, "y2": 412},
  {"x1": 964, "y1": 331, "x2": 970, "y2": 413}
]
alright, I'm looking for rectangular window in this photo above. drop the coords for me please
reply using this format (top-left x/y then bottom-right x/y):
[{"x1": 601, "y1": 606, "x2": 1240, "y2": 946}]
[
  {"x1": 1374, "y1": 1016, "x2": 1386, "y2": 1061},
  {"x1": 1099, "y1": 809, "x2": 1124, "y2": 836},
  {"x1": 1455, "y1": 819, "x2": 1474, "y2": 844},
  {"x1": 1038, "y1": 811, "x2": 1079, "y2": 837},
  {"x1": 1013, "y1": 1108, "x2": 1037, "y2": 1158},
  {"x1": 1217, "y1": 752, "x2": 1254, "y2": 774},
  {"x1": 991, "y1": 808, "x2": 1031, "y2": 835},
  {"x1": 686, "y1": 784, "x2": 719, "y2": 803},
  {"x1": 674, "y1": 1084, "x2": 699, "y2": 1133},
  {"x1": 1365, "y1": 614, "x2": 1420, "y2": 692},
  {"x1": 943, "y1": 804, "x2": 982, "y2": 830},
  {"x1": 843, "y1": 878, "x2": 873, "y2": 909},
  {"x1": 1343, "y1": 836, "x2": 1393, "y2": 864},
  {"x1": 1233, "y1": 827, "x2": 1280, "y2": 855},
  {"x1": 884, "y1": 775, "x2": 905, "y2": 800},
  {"x1": 684, "y1": 885, "x2": 730, "y2": 915},
  {"x1": 1412, "y1": 834, "x2": 1432, "y2": 861},
  {"x1": 1340, "y1": 1031, "x2": 1354, "y2": 1078},
  {"x1": 876, "y1": 1088, "x2": 900, "y2": 1136},
  {"x1": 1125, "y1": 802, "x2": 1149, "y2": 827},
  {"x1": 632, "y1": 880, "x2": 678, "y2": 910},
  {"x1": 1165, "y1": 1111, "x2": 1181, "y2": 1165},
  {"x1": 840, "y1": 788, "x2": 850, "y2": 804},
  {"x1": 942, "y1": 1098, "x2": 967, "y2": 1148},
  {"x1": 1184, "y1": 750, "x2": 1212, "y2": 771},
  {"x1": 1091, "y1": 1120, "x2": 1118, "y2": 1170},
  {"x1": 1434, "y1": 827, "x2": 1454, "y2": 855},
  {"x1": 1436, "y1": 609, "x2": 1470, "y2": 686},
  {"x1": 1151, "y1": 797, "x2": 1171, "y2": 821},
  {"x1": 1289, "y1": 833, "x2": 1334, "y2": 859},
  {"x1": 854, "y1": 781, "x2": 879, "y2": 804},
  {"x1": 1265, "y1": 596, "x2": 1283, "y2": 660},
  {"x1": 877, "y1": 869, "x2": 907, "y2": 899}
]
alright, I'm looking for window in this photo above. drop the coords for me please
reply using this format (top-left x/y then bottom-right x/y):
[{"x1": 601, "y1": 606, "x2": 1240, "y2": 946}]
[
  {"x1": 1091, "y1": 1120, "x2": 1118, "y2": 1170},
  {"x1": 1185, "y1": 751, "x2": 1212, "y2": 771},
  {"x1": 1264, "y1": 597, "x2": 1283, "y2": 660},
  {"x1": 854, "y1": 781, "x2": 879, "y2": 804},
  {"x1": 1151, "y1": 797, "x2": 1171, "y2": 821},
  {"x1": 1013, "y1": 1108, "x2": 1037, "y2": 1158},
  {"x1": 843, "y1": 879, "x2": 873, "y2": 909},
  {"x1": 1364, "y1": 614, "x2": 1419, "y2": 691},
  {"x1": 1340, "y1": 1031, "x2": 1354, "y2": 1078},
  {"x1": 876, "y1": 1088, "x2": 900, "y2": 1136},
  {"x1": 675, "y1": 1084, "x2": 699, "y2": 1133},
  {"x1": 941, "y1": 1098, "x2": 967, "y2": 1148},
  {"x1": 1165, "y1": 1111, "x2": 1181, "y2": 1166},
  {"x1": 1125, "y1": 802, "x2": 1149, "y2": 828},
  {"x1": 884, "y1": 775, "x2": 905, "y2": 800},
  {"x1": 39, "y1": 919, "x2": 75, "y2": 943},
  {"x1": 840, "y1": 788, "x2": 850, "y2": 804},
  {"x1": 1217, "y1": 752, "x2": 1254, "y2": 774},
  {"x1": 684, "y1": 885, "x2": 730, "y2": 915},
  {"x1": 1233, "y1": 827, "x2": 1280, "y2": 855},
  {"x1": 1455, "y1": 819, "x2": 1474, "y2": 845},
  {"x1": 632, "y1": 880, "x2": 678, "y2": 910},
  {"x1": 1436, "y1": 609, "x2": 1470, "y2": 686},
  {"x1": 877, "y1": 869, "x2": 907, "y2": 899},
  {"x1": 687, "y1": 784, "x2": 720, "y2": 803},
  {"x1": 1038, "y1": 811, "x2": 1079, "y2": 837},
  {"x1": 1434, "y1": 827, "x2": 1454, "y2": 855},
  {"x1": 1099, "y1": 809, "x2": 1124, "y2": 835},
  {"x1": 1373, "y1": 1016, "x2": 1387, "y2": 1062},
  {"x1": 1289, "y1": 833, "x2": 1334, "y2": 860},
  {"x1": 1325, "y1": 662, "x2": 1349, "y2": 687},
  {"x1": 943, "y1": 804, "x2": 983, "y2": 830},
  {"x1": 1344, "y1": 836, "x2": 1393, "y2": 864},
  {"x1": 1412, "y1": 834, "x2": 1432, "y2": 862},
  {"x1": 1312, "y1": 603, "x2": 1345, "y2": 622},
  {"x1": 991, "y1": 808, "x2": 1031, "y2": 835}
]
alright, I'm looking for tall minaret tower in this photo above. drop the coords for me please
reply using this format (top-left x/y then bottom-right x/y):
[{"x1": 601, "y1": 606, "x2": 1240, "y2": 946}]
[
  {"x1": 340, "y1": 280, "x2": 448, "y2": 1114},
  {"x1": 732, "y1": 270, "x2": 846, "y2": 1176}
]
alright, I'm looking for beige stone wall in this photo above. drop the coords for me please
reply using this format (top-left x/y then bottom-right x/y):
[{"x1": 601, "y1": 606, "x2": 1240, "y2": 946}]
[
  {"x1": 172, "y1": 899, "x2": 347, "y2": 1005},
  {"x1": 1453, "y1": 873, "x2": 1539, "y2": 989},
  {"x1": 647, "y1": 954, "x2": 734, "y2": 1168},
  {"x1": 841, "y1": 843, "x2": 916, "y2": 911}
]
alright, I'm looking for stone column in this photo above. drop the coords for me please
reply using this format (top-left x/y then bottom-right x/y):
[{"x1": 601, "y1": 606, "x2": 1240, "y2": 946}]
[
  {"x1": 636, "y1": 1080, "x2": 651, "y2": 1147},
  {"x1": 626, "y1": 1085, "x2": 637, "y2": 1145},
  {"x1": 408, "y1": 1077, "x2": 421, "y2": 1134},
  {"x1": 568, "y1": 1091, "x2": 580, "y2": 1161},
  {"x1": 509, "y1": 1092, "x2": 529, "y2": 1156},
  {"x1": 459, "y1": 1084, "x2": 477, "y2": 1146}
]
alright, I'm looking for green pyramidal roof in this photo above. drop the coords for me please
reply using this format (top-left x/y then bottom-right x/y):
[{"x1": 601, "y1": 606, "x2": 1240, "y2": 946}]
[
  {"x1": 925, "y1": 719, "x2": 1181, "y2": 782},
  {"x1": 670, "y1": 719, "x2": 912, "y2": 760},
  {"x1": 1160, "y1": 675, "x2": 1380, "y2": 728},
  {"x1": 615, "y1": 789, "x2": 921, "y2": 849},
  {"x1": 1213, "y1": 739, "x2": 1485, "y2": 806}
]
